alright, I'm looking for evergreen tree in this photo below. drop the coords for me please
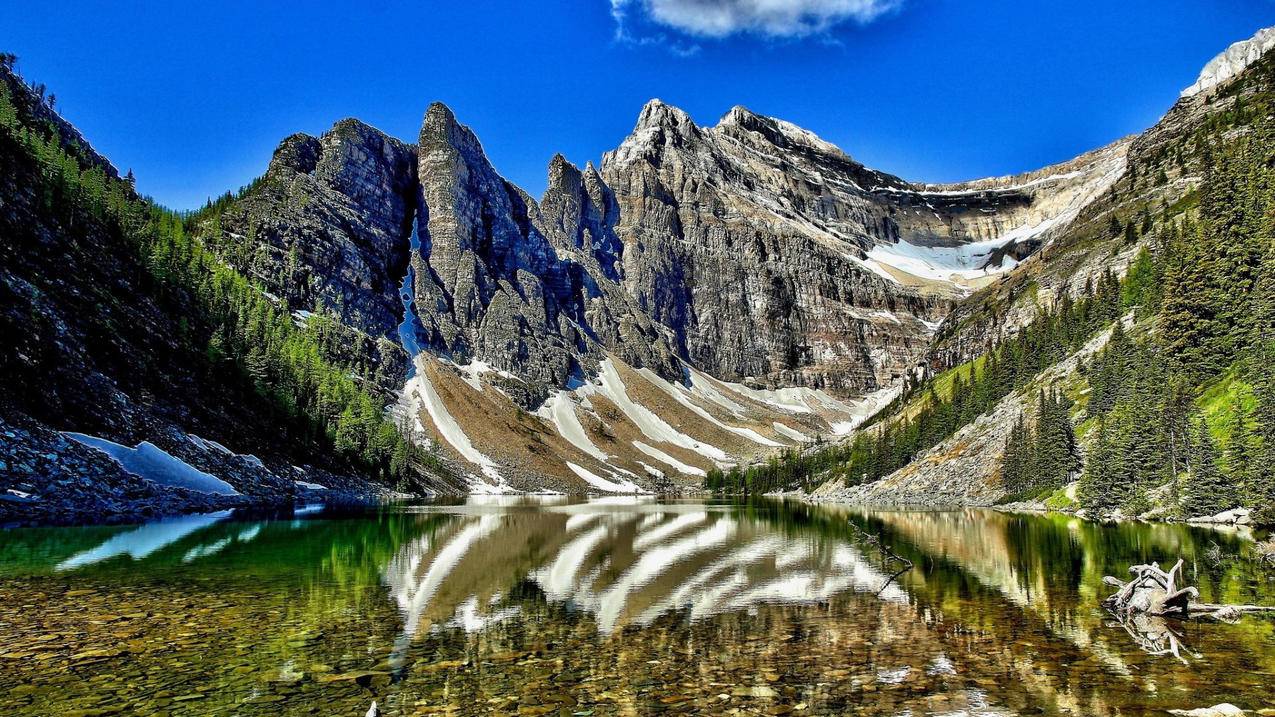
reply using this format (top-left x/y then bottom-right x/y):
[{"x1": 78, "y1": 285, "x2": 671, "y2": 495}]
[
  {"x1": 1183, "y1": 420, "x2": 1234, "y2": 518},
  {"x1": 1079, "y1": 417, "x2": 1119, "y2": 518},
  {"x1": 1250, "y1": 348, "x2": 1275, "y2": 524},
  {"x1": 1226, "y1": 396, "x2": 1254, "y2": 497}
]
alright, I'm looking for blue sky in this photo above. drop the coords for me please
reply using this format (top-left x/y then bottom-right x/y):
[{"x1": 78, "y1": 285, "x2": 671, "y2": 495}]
[{"x1": 3, "y1": 1, "x2": 1272, "y2": 209}]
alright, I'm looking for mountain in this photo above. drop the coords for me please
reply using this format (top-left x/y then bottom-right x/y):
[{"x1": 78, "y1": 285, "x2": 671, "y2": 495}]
[
  {"x1": 0, "y1": 60, "x2": 449, "y2": 525},
  {"x1": 761, "y1": 26, "x2": 1275, "y2": 523},
  {"x1": 4, "y1": 26, "x2": 1269, "y2": 516},
  {"x1": 187, "y1": 83, "x2": 1125, "y2": 494}
]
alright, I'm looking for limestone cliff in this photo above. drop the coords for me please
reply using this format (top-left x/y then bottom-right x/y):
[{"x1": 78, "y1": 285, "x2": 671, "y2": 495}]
[{"x1": 197, "y1": 92, "x2": 1132, "y2": 492}]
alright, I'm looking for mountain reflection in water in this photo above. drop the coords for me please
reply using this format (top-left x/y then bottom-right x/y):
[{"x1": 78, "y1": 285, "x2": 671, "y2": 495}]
[
  {"x1": 1, "y1": 498, "x2": 1272, "y2": 716},
  {"x1": 382, "y1": 500, "x2": 907, "y2": 644}
]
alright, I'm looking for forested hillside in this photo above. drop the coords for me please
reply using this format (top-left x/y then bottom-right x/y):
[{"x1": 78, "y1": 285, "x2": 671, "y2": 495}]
[
  {"x1": 0, "y1": 58, "x2": 454, "y2": 524},
  {"x1": 711, "y1": 43, "x2": 1275, "y2": 526}
]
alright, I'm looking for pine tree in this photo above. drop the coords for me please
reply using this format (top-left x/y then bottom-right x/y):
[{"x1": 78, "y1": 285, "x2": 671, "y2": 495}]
[
  {"x1": 1079, "y1": 417, "x2": 1119, "y2": 518},
  {"x1": 1001, "y1": 413, "x2": 1028, "y2": 493},
  {"x1": 1225, "y1": 396, "x2": 1254, "y2": 497},
  {"x1": 1250, "y1": 348, "x2": 1275, "y2": 524},
  {"x1": 1183, "y1": 420, "x2": 1234, "y2": 518},
  {"x1": 1158, "y1": 221, "x2": 1215, "y2": 374}
]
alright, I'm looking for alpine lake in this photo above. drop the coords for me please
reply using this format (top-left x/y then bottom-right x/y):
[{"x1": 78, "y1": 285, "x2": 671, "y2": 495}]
[{"x1": 1, "y1": 499, "x2": 1273, "y2": 716}]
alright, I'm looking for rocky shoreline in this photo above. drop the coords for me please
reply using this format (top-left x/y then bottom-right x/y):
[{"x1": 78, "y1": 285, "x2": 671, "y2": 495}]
[
  {"x1": 0, "y1": 411, "x2": 413, "y2": 528},
  {"x1": 792, "y1": 489, "x2": 1266, "y2": 535}
]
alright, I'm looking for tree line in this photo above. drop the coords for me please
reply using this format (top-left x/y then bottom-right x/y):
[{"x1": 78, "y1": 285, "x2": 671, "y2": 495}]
[
  {"x1": 706, "y1": 262, "x2": 1147, "y2": 495},
  {"x1": 1078, "y1": 97, "x2": 1275, "y2": 522},
  {"x1": 0, "y1": 74, "x2": 446, "y2": 489}
]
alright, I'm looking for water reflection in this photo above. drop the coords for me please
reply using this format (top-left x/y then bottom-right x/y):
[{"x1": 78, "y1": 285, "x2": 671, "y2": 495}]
[
  {"x1": 1, "y1": 500, "x2": 1272, "y2": 716},
  {"x1": 381, "y1": 501, "x2": 907, "y2": 645},
  {"x1": 56, "y1": 510, "x2": 232, "y2": 570}
]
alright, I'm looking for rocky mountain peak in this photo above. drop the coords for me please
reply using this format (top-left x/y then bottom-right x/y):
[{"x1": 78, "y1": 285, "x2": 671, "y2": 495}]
[
  {"x1": 606, "y1": 99, "x2": 702, "y2": 168},
  {"x1": 1182, "y1": 25, "x2": 1275, "y2": 97},
  {"x1": 546, "y1": 152, "x2": 581, "y2": 194},
  {"x1": 188, "y1": 85, "x2": 1152, "y2": 490},
  {"x1": 269, "y1": 132, "x2": 323, "y2": 175},
  {"x1": 715, "y1": 104, "x2": 851, "y2": 161},
  {"x1": 634, "y1": 98, "x2": 695, "y2": 131},
  {"x1": 419, "y1": 101, "x2": 486, "y2": 158}
]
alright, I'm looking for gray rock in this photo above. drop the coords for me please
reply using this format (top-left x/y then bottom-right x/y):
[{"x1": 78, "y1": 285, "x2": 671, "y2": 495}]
[{"x1": 214, "y1": 99, "x2": 1120, "y2": 409}]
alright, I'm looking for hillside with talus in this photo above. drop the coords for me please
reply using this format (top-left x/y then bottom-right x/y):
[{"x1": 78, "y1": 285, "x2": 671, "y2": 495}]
[
  {"x1": 0, "y1": 57, "x2": 451, "y2": 526},
  {"x1": 733, "y1": 26, "x2": 1275, "y2": 528},
  {"x1": 188, "y1": 81, "x2": 1125, "y2": 494}
]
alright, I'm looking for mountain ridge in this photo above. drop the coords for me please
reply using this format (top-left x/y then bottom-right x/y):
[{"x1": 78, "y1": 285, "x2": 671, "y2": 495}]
[
  {"x1": 4, "y1": 25, "x2": 1270, "y2": 510},
  {"x1": 185, "y1": 87, "x2": 1132, "y2": 492}
]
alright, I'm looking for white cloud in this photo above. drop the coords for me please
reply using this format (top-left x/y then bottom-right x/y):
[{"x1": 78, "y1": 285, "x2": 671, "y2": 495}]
[{"x1": 611, "y1": 0, "x2": 901, "y2": 41}]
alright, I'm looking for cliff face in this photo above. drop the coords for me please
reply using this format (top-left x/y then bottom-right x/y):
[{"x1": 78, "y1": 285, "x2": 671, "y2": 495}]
[
  {"x1": 192, "y1": 94, "x2": 1127, "y2": 491},
  {"x1": 405, "y1": 104, "x2": 681, "y2": 407},
  {"x1": 599, "y1": 101, "x2": 1125, "y2": 394},
  {"x1": 219, "y1": 120, "x2": 418, "y2": 339}
]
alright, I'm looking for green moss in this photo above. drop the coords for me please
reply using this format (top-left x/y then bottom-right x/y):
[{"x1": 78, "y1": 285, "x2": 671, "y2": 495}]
[
  {"x1": 1196, "y1": 365, "x2": 1256, "y2": 448},
  {"x1": 997, "y1": 483, "x2": 1065, "y2": 506},
  {"x1": 931, "y1": 355, "x2": 987, "y2": 402},
  {"x1": 890, "y1": 354, "x2": 989, "y2": 424},
  {"x1": 1044, "y1": 486, "x2": 1078, "y2": 511},
  {"x1": 1164, "y1": 187, "x2": 1200, "y2": 218},
  {"x1": 1074, "y1": 414, "x2": 1101, "y2": 441}
]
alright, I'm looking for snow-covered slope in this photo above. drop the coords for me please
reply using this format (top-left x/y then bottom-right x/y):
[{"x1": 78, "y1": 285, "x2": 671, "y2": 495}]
[{"x1": 397, "y1": 353, "x2": 888, "y2": 494}]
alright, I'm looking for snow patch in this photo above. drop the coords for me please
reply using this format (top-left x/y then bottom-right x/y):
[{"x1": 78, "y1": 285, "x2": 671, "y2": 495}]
[
  {"x1": 682, "y1": 366, "x2": 748, "y2": 416},
  {"x1": 187, "y1": 434, "x2": 264, "y2": 469},
  {"x1": 566, "y1": 461, "x2": 645, "y2": 494},
  {"x1": 866, "y1": 234, "x2": 1021, "y2": 284},
  {"x1": 594, "y1": 360, "x2": 728, "y2": 462},
  {"x1": 66, "y1": 433, "x2": 240, "y2": 496},
  {"x1": 536, "y1": 391, "x2": 610, "y2": 462},
  {"x1": 633, "y1": 441, "x2": 706, "y2": 477},
  {"x1": 451, "y1": 359, "x2": 515, "y2": 393},
  {"x1": 907, "y1": 170, "x2": 1085, "y2": 196},
  {"x1": 772, "y1": 422, "x2": 810, "y2": 442},
  {"x1": 636, "y1": 367, "x2": 782, "y2": 447},
  {"x1": 402, "y1": 358, "x2": 506, "y2": 487},
  {"x1": 638, "y1": 462, "x2": 666, "y2": 479}
]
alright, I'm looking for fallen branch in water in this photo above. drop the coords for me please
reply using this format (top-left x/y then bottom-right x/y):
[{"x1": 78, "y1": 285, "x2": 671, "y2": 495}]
[
  {"x1": 848, "y1": 522, "x2": 914, "y2": 596},
  {"x1": 1102, "y1": 559, "x2": 1275, "y2": 621}
]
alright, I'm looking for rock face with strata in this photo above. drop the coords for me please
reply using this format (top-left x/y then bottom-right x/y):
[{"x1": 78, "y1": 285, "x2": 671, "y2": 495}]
[
  {"x1": 405, "y1": 104, "x2": 680, "y2": 407},
  {"x1": 599, "y1": 100, "x2": 1125, "y2": 395},
  {"x1": 216, "y1": 97, "x2": 1124, "y2": 408},
  {"x1": 217, "y1": 119, "x2": 418, "y2": 339},
  {"x1": 198, "y1": 93, "x2": 1133, "y2": 488}
]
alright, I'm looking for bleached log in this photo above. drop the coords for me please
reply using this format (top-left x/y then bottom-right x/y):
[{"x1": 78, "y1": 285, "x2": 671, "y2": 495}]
[{"x1": 1103, "y1": 558, "x2": 1274, "y2": 619}]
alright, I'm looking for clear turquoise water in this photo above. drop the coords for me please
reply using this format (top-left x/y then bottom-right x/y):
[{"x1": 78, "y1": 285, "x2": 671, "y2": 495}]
[{"x1": 1, "y1": 498, "x2": 1272, "y2": 715}]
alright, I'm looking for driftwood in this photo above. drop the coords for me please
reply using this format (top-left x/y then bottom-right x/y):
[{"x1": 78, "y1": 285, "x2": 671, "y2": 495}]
[
  {"x1": 848, "y1": 522, "x2": 914, "y2": 596},
  {"x1": 1106, "y1": 612, "x2": 1199, "y2": 664},
  {"x1": 1103, "y1": 559, "x2": 1275, "y2": 621},
  {"x1": 1102, "y1": 559, "x2": 1275, "y2": 664}
]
